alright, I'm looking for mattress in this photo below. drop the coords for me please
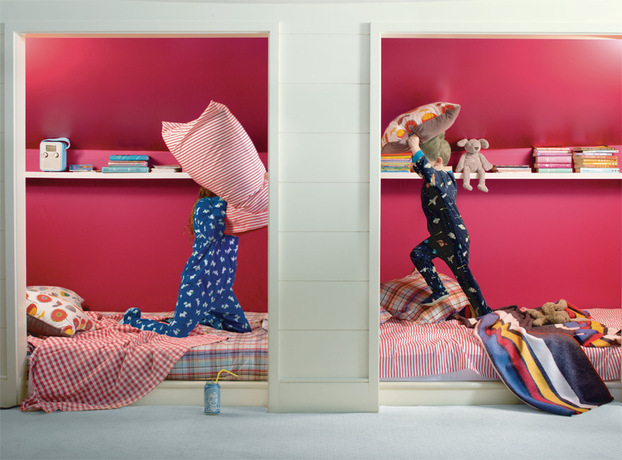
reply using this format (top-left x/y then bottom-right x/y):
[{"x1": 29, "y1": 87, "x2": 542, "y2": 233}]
[
  {"x1": 27, "y1": 309, "x2": 618, "y2": 385},
  {"x1": 166, "y1": 312, "x2": 268, "y2": 381},
  {"x1": 89, "y1": 311, "x2": 269, "y2": 382},
  {"x1": 379, "y1": 308, "x2": 621, "y2": 382}
]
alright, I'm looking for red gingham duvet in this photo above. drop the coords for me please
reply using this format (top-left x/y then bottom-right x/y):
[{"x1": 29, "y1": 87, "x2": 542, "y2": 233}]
[{"x1": 21, "y1": 316, "x2": 225, "y2": 412}]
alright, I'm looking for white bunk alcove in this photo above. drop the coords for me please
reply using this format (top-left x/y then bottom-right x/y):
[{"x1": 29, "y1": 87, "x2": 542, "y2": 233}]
[
  {"x1": 3, "y1": 21, "x2": 280, "y2": 410},
  {"x1": 368, "y1": 24, "x2": 622, "y2": 405}
]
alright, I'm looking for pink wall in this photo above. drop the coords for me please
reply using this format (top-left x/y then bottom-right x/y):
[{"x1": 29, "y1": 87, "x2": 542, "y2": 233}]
[
  {"x1": 26, "y1": 37, "x2": 268, "y2": 151},
  {"x1": 25, "y1": 37, "x2": 269, "y2": 312},
  {"x1": 26, "y1": 173, "x2": 268, "y2": 313},
  {"x1": 381, "y1": 178, "x2": 622, "y2": 310},
  {"x1": 381, "y1": 37, "x2": 622, "y2": 309},
  {"x1": 382, "y1": 38, "x2": 622, "y2": 149}
]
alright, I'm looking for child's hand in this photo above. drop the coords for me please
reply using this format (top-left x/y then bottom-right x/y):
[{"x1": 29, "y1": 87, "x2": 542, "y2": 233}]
[{"x1": 407, "y1": 135, "x2": 420, "y2": 153}]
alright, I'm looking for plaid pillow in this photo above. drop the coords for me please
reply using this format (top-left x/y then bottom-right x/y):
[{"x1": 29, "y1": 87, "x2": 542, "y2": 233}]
[{"x1": 380, "y1": 271, "x2": 469, "y2": 324}]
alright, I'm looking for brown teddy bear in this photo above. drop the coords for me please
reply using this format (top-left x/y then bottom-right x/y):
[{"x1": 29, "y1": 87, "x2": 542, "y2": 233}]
[{"x1": 527, "y1": 299, "x2": 570, "y2": 327}]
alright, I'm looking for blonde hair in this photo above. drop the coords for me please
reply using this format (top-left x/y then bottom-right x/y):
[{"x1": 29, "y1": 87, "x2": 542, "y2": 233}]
[
  {"x1": 186, "y1": 187, "x2": 216, "y2": 239},
  {"x1": 420, "y1": 133, "x2": 451, "y2": 166}
]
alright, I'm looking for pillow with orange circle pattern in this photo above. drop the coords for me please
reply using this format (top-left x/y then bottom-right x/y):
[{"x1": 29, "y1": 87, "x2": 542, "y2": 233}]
[
  {"x1": 26, "y1": 286, "x2": 96, "y2": 337},
  {"x1": 381, "y1": 102, "x2": 461, "y2": 154}
]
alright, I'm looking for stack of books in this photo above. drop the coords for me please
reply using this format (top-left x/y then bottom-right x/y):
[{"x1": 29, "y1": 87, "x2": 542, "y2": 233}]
[
  {"x1": 102, "y1": 154, "x2": 150, "y2": 173},
  {"x1": 572, "y1": 146, "x2": 620, "y2": 173},
  {"x1": 532, "y1": 147, "x2": 573, "y2": 173},
  {"x1": 381, "y1": 152, "x2": 412, "y2": 173}
]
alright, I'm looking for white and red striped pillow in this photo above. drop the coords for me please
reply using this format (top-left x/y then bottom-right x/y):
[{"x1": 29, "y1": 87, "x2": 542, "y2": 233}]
[{"x1": 162, "y1": 101, "x2": 268, "y2": 234}]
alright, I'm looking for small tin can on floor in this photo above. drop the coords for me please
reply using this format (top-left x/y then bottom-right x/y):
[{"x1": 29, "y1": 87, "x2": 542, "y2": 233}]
[{"x1": 204, "y1": 383, "x2": 220, "y2": 415}]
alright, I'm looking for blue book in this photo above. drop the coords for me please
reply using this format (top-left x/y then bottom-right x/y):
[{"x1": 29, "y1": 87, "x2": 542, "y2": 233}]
[
  {"x1": 69, "y1": 164, "x2": 94, "y2": 171},
  {"x1": 102, "y1": 166, "x2": 150, "y2": 173},
  {"x1": 108, "y1": 154, "x2": 150, "y2": 161}
]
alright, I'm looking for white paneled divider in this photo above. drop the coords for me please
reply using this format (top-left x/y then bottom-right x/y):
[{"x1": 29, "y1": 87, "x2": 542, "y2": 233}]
[{"x1": 273, "y1": 27, "x2": 377, "y2": 412}]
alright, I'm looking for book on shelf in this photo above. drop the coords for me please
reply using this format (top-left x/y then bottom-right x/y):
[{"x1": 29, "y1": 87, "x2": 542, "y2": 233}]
[
  {"x1": 571, "y1": 145, "x2": 619, "y2": 154},
  {"x1": 534, "y1": 167, "x2": 573, "y2": 173},
  {"x1": 107, "y1": 160, "x2": 149, "y2": 167},
  {"x1": 151, "y1": 164, "x2": 182, "y2": 173},
  {"x1": 533, "y1": 147, "x2": 573, "y2": 156},
  {"x1": 494, "y1": 165, "x2": 531, "y2": 173},
  {"x1": 381, "y1": 167, "x2": 411, "y2": 173},
  {"x1": 534, "y1": 162, "x2": 573, "y2": 169},
  {"x1": 574, "y1": 159, "x2": 618, "y2": 167},
  {"x1": 69, "y1": 164, "x2": 93, "y2": 172},
  {"x1": 102, "y1": 166, "x2": 150, "y2": 173},
  {"x1": 574, "y1": 167, "x2": 620, "y2": 173},
  {"x1": 573, "y1": 154, "x2": 619, "y2": 160},
  {"x1": 533, "y1": 156, "x2": 573, "y2": 164},
  {"x1": 381, "y1": 152, "x2": 411, "y2": 158},
  {"x1": 108, "y1": 154, "x2": 150, "y2": 161}
]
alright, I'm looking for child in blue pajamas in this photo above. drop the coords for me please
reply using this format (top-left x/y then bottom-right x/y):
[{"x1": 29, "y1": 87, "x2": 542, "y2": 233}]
[
  {"x1": 408, "y1": 135, "x2": 491, "y2": 318},
  {"x1": 121, "y1": 188, "x2": 251, "y2": 337}
]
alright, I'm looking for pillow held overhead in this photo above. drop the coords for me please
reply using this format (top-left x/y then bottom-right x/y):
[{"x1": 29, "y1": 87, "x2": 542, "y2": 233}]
[
  {"x1": 162, "y1": 101, "x2": 268, "y2": 234},
  {"x1": 381, "y1": 102, "x2": 461, "y2": 154}
]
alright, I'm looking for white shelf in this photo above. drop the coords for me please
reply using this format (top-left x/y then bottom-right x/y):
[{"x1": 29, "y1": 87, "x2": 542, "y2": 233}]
[
  {"x1": 381, "y1": 172, "x2": 622, "y2": 180},
  {"x1": 25, "y1": 171, "x2": 191, "y2": 179}
]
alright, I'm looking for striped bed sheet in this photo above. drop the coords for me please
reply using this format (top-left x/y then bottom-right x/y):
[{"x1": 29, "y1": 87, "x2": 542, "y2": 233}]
[{"x1": 379, "y1": 308, "x2": 621, "y2": 382}]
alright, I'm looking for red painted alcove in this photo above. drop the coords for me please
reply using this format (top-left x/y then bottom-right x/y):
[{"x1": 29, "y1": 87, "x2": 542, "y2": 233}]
[
  {"x1": 381, "y1": 37, "x2": 622, "y2": 309},
  {"x1": 25, "y1": 36, "x2": 269, "y2": 312}
]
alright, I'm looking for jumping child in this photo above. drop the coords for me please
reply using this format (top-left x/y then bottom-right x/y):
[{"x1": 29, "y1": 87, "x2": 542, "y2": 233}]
[{"x1": 408, "y1": 135, "x2": 492, "y2": 318}]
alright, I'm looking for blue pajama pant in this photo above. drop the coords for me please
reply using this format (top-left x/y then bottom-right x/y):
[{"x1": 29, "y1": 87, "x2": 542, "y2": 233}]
[{"x1": 410, "y1": 236, "x2": 491, "y2": 317}]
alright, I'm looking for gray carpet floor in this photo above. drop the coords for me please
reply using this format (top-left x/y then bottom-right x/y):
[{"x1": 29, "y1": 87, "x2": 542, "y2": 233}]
[{"x1": 1, "y1": 403, "x2": 621, "y2": 460}]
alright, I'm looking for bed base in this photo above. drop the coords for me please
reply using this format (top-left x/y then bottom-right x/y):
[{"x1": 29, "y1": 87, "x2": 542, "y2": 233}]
[
  {"x1": 131, "y1": 380, "x2": 621, "y2": 408},
  {"x1": 380, "y1": 381, "x2": 619, "y2": 406},
  {"x1": 132, "y1": 381, "x2": 269, "y2": 407}
]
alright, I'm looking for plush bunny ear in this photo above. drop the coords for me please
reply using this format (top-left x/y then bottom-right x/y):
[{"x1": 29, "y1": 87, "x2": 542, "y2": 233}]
[
  {"x1": 479, "y1": 139, "x2": 490, "y2": 149},
  {"x1": 457, "y1": 138, "x2": 468, "y2": 148}
]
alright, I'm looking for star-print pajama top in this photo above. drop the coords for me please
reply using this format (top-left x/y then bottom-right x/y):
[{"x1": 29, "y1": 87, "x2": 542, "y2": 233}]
[
  {"x1": 410, "y1": 150, "x2": 491, "y2": 317},
  {"x1": 121, "y1": 196, "x2": 251, "y2": 337},
  {"x1": 171, "y1": 196, "x2": 251, "y2": 335}
]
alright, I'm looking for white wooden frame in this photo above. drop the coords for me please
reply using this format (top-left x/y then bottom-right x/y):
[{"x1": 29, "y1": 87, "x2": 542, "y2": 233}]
[
  {"x1": 369, "y1": 23, "x2": 622, "y2": 405},
  {"x1": 3, "y1": 18, "x2": 620, "y2": 410},
  {"x1": 2, "y1": 20, "x2": 280, "y2": 408}
]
